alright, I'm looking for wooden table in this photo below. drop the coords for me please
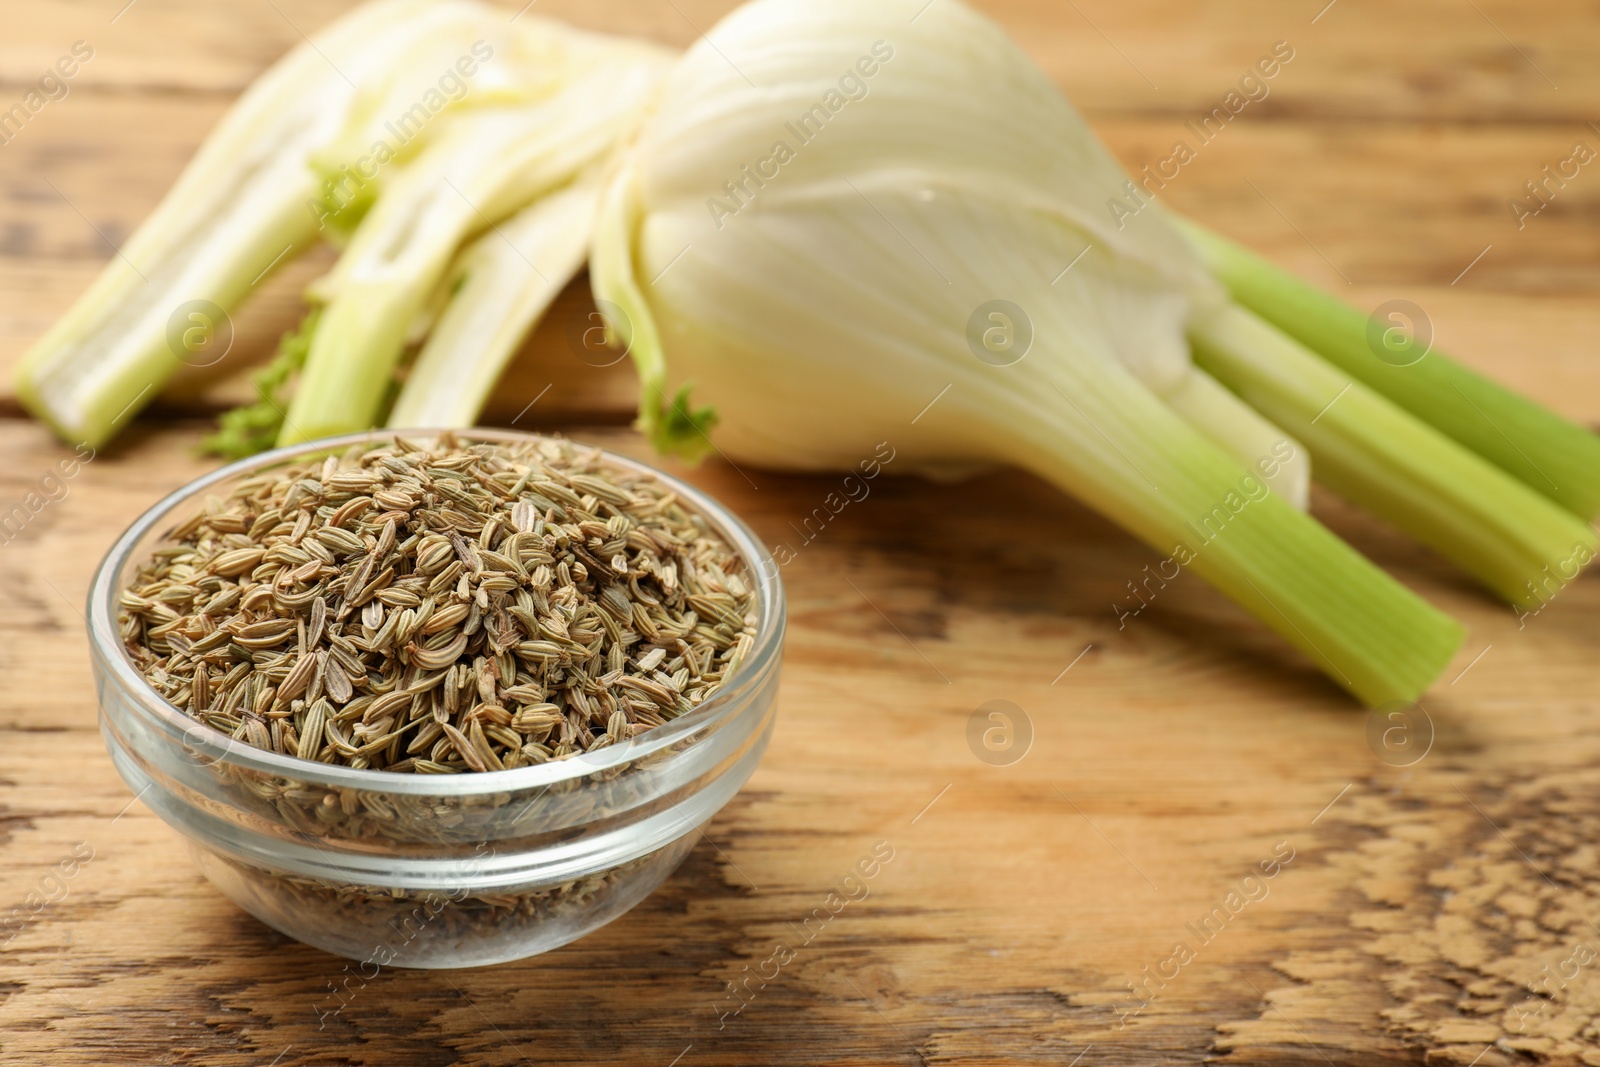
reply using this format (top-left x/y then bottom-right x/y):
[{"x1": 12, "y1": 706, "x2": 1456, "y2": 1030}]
[{"x1": 3, "y1": 1, "x2": 1598, "y2": 1063}]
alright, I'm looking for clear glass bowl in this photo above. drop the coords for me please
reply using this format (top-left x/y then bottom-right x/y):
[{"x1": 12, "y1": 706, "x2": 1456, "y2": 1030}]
[{"x1": 88, "y1": 430, "x2": 783, "y2": 968}]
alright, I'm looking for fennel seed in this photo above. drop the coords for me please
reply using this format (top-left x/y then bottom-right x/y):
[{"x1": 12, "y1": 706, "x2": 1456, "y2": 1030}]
[{"x1": 119, "y1": 433, "x2": 758, "y2": 773}]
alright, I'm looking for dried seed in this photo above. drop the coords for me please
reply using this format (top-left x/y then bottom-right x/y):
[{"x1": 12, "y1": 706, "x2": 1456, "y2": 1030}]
[
  {"x1": 118, "y1": 435, "x2": 756, "y2": 773},
  {"x1": 408, "y1": 632, "x2": 469, "y2": 670},
  {"x1": 243, "y1": 714, "x2": 272, "y2": 752},
  {"x1": 298, "y1": 699, "x2": 328, "y2": 760},
  {"x1": 440, "y1": 722, "x2": 488, "y2": 773},
  {"x1": 467, "y1": 719, "x2": 504, "y2": 771},
  {"x1": 415, "y1": 539, "x2": 456, "y2": 576},
  {"x1": 348, "y1": 565, "x2": 395, "y2": 607},
  {"x1": 326, "y1": 496, "x2": 374, "y2": 528},
  {"x1": 323, "y1": 656, "x2": 353, "y2": 703},
  {"x1": 274, "y1": 652, "x2": 318, "y2": 708},
  {"x1": 327, "y1": 470, "x2": 376, "y2": 493},
  {"x1": 314, "y1": 526, "x2": 367, "y2": 557},
  {"x1": 606, "y1": 709, "x2": 629, "y2": 744},
  {"x1": 375, "y1": 519, "x2": 397, "y2": 560},
  {"x1": 307, "y1": 596, "x2": 328, "y2": 648},
  {"x1": 419, "y1": 601, "x2": 469, "y2": 636},
  {"x1": 211, "y1": 547, "x2": 265, "y2": 578},
  {"x1": 364, "y1": 689, "x2": 415, "y2": 724},
  {"x1": 190, "y1": 669, "x2": 211, "y2": 712}
]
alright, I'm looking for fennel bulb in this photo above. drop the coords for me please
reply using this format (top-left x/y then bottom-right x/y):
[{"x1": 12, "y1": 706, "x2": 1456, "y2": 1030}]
[{"x1": 590, "y1": 0, "x2": 1595, "y2": 704}]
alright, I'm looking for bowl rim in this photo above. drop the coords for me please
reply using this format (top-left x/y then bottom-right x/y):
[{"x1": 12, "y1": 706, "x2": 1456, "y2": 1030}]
[{"x1": 89, "y1": 428, "x2": 785, "y2": 798}]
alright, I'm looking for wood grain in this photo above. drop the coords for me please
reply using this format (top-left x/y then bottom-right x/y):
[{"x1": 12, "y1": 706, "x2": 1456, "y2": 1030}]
[
  {"x1": 1, "y1": 1, "x2": 1598, "y2": 1065},
  {"x1": 4, "y1": 0, "x2": 1595, "y2": 119}
]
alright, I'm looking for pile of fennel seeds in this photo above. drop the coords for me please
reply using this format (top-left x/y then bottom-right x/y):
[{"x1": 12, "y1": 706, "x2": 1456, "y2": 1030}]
[{"x1": 118, "y1": 433, "x2": 758, "y2": 773}]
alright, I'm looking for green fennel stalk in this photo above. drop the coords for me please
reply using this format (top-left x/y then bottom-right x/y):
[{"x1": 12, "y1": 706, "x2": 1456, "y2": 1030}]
[
  {"x1": 1178, "y1": 218, "x2": 1600, "y2": 520},
  {"x1": 1189, "y1": 303, "x2": 1599, "y2": 610},
  {"x1": 12, "y1": 0, "x2": 513, "y2": 448},
  {"x1": 280, "y1": 32, "x2": 673, "y2": 445}
]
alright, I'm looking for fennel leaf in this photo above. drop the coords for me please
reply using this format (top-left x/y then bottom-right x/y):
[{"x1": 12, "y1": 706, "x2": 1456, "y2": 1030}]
[{"x1": 202, "y1": 309, "x2": 322, "y2": 460}]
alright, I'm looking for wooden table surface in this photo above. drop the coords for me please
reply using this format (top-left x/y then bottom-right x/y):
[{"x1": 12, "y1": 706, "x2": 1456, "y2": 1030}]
[{"x1": 3, "y1": 1, "x2": 1599, "y2": 1064}]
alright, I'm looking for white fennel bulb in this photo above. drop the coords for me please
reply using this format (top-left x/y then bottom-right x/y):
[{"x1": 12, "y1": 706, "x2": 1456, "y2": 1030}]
[{"x1": 593, "y1": 0, "x2": 1466, "y2": 705}]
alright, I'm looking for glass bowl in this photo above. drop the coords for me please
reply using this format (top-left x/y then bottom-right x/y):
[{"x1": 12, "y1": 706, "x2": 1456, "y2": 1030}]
[{"x1": 88, "y1": 430, "x2": 783, "y2": 969}]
